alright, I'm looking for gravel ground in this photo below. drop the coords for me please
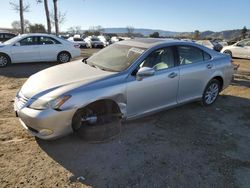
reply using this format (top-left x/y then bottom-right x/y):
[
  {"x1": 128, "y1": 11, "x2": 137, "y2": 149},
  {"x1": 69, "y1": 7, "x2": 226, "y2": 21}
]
[{"x1": 0, "y1": 49, "x2": 249, "y2": 188}]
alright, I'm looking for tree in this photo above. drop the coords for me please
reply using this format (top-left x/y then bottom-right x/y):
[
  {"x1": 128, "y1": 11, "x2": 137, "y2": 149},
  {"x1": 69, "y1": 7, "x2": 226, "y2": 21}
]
[
  {"x1": 29, "y1": 24, "x2": 46, "y2": 33},
  {"x1": 10, "y1": 0, "x2": 30, "y2": 34},
  {"x1": 149, "y1": 32, "x2": 160, "y2": 38},
  {"x1": 52, "y1": 0, "x2": 59, "y2": 35},
  {"x1": 11, "y1": 20, "x2": 30, "y2": 33},
  {"x1": 50, "y1": 9, "x2": 66, "y2": 35},
  {"x1": 67, "y1": 26, "x2": 82, "y2": 34},
  {"x1": 193, "y1": 30, "x2": 200, "y2": 40},
  {"x1": 126, "y1": 26, "x2": 134, "y2": 37},
  {"x1": 37, "y1": 0, "x2": 51, "y2": 33},
  {"x1": 241, "y1": 26, "x2": 247, "y2": 39}
]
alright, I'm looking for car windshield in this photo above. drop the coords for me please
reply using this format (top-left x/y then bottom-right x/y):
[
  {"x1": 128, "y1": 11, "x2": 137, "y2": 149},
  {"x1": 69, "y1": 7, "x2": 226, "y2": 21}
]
[
  {"x1": 3, "y1": 35, "x2": 22, "y2": 45},
  {"x1": 87, "y1": 43, "x2": 146, "y2": 72}
]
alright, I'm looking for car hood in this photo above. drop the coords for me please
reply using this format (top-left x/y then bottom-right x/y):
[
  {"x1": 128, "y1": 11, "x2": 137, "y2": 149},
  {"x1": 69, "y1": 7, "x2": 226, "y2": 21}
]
[{"x1": 20, "y1": 61, "x2": 115, "y2": 99}]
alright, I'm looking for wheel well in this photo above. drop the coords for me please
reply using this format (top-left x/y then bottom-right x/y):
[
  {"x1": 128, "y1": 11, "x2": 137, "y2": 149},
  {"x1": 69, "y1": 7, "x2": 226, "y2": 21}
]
[
  {"x1": 58, "y1": 51, "x2": 71, "y2": 58},
  {"x1": 223, "y1": 50, "x2": 232, "y2": 56},
  {"x1": 72, "y1": 99, "x2": 121, "y2": 131},
  {"x1": 212, "y1": 76, "x2": 223, "y2": 91},
  {"x1": 0, "y1": 52, "x2": 11, "y2": 63},
  {"x1": 83, "y1": 99, "x2": 121, "y2": 114}
]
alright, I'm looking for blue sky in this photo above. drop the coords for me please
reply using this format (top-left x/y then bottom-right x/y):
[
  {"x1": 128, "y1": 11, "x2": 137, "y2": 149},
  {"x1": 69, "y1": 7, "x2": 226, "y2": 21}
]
[{"x1": 0, "y1": 0, "x2": 250, "y2": 32}]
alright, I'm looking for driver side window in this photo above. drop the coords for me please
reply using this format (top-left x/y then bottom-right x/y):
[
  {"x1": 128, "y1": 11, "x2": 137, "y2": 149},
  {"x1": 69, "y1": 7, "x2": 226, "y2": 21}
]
[{"x1": 140, "y1": 47, "x2": 174, "y2": 71}]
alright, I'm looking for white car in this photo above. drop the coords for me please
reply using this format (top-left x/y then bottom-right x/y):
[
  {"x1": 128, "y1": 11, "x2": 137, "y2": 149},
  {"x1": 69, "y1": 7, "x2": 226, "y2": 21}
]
[
  {"x1": 0, "y1": 33, "x2": 81, "y2": 67},
  {"x1": 221, "y1": 39, "x2": 250, "y2": 59}
]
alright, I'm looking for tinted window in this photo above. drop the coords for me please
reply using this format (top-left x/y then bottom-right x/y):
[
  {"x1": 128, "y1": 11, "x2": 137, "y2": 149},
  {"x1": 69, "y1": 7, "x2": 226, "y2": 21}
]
[
  {"x1": 141, "y1": 47, "x2": 174, "y2": 70},
  {"x1": 19, "y1": 37, "x2": 38, "y2": 46},
  {"x1": 177, "y1": 46, "x2": 205, "y2": 65},
  {"x1": 203, "y1": 51, "x2": 211, "y2": 61},
  {"x1": 40, "y1": 36, "x2": 60, "y2": 45},
  {"x1": 5, "y1": 34, "x2": 15, "y2": 39}
]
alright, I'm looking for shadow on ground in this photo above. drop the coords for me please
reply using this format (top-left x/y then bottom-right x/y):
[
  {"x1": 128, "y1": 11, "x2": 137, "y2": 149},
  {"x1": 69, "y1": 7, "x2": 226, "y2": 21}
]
[{"x1": 37, "y1": 95, "x2": 250, "y2": 188}]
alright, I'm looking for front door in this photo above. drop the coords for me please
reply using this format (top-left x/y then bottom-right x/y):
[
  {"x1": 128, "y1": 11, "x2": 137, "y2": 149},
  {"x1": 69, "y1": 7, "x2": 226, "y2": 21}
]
[
  {"x1": 126, "y1": 47, "x2": 179, "y2": 117},
  {"x1": 11, "y1": 36, "x2": 40, "y2": 63}
]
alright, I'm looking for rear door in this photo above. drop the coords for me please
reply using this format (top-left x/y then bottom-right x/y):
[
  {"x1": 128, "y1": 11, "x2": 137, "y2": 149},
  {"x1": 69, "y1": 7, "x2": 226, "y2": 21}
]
[
  {"x1": 176, "y1": 45, "x2": 214, "y2": 103},
  {"x1": 38, "y1": 36, "x2": 63, "y2": 61},
  {"x1": 11, "y1": 36, "x2": 40, "y2": 63}
]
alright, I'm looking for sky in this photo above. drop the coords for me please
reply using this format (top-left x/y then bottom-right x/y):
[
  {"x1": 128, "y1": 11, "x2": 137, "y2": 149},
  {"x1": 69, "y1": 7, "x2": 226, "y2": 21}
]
[{"x1": 0, "y1": 0, "x2": 250, "y2": 32}]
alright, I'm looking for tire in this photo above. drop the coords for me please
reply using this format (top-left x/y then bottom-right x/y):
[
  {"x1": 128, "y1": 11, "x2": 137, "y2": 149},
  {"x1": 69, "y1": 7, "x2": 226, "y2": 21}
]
[
  {"x1": 57, "y1": 52, "x2": 71, "y2": 63},
  {"x1": 202, "y1": 79, "x2": 221, "y2": 106},
  {"x1": 223, "y1": 50, "x2": 232, "y2": 58},
  {"x1": 0, "y1": 54, "x2": 10, "y2": 67}
]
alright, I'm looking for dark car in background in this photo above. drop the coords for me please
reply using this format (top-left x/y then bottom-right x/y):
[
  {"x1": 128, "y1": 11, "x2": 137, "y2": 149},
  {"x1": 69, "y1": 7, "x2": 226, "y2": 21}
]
[{"x1": 0, "y1": 32, "x2": 16, "y2": 43}]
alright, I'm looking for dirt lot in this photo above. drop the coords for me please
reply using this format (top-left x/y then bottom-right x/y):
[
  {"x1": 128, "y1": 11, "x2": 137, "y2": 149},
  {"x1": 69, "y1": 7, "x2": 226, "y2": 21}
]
[{"x1": 0, "y1": 49, "x2": 250, "y2": 188}]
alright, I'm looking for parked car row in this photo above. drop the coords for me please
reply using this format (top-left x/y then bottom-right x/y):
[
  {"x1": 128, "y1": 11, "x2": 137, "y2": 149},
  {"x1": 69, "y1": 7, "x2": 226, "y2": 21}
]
[{"x1": 0, "y1": 33, "x2": 81, "y2": 67}]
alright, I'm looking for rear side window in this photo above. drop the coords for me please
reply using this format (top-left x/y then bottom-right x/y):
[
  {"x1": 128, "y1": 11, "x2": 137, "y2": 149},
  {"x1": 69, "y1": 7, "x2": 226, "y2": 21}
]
[
  {"x1": 39, "y1": 36, "x2": 61, "y2": 45},
  {"x1": 177, "y1": 46, "x2": 211, "y2": 65}
]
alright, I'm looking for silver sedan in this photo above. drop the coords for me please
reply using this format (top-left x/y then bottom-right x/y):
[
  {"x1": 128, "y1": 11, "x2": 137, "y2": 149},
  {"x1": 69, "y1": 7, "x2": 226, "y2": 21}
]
[{"x1": 14, "y1": 38, "x2": 234, "y2": 139}]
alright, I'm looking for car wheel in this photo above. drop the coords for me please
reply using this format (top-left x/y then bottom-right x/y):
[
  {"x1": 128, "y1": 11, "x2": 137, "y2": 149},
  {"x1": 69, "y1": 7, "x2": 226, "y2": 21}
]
[
  {"x1": 72, "y1": 103, "x2": 122, "y2": 142},
  {"x1": 0, "y1": 54, "x2": 10, "y2": 67},
  {"x1": 57, "y1": 52, "x2": 71, "y2": 63},
  {"x1": 202, "y1": 79, "x2": 221, "y2": 106},
  {"x1": 223, "y1": 50, "x2": 232, "y2": 57}
]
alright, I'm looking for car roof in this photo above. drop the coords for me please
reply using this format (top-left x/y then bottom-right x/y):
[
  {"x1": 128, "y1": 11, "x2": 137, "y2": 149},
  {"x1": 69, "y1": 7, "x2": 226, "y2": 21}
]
[
  {"x1": 20, "y1": 33, "x2": 57, "y2": 37},
  {"x1": 118, "y1": 38, "x2": 193, "y2": 48}
]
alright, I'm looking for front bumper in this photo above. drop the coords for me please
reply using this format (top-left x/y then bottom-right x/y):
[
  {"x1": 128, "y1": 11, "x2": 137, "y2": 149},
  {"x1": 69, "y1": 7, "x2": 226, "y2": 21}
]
[{"x1": 15, "y1": 103, "x2": 76, "y2": 140}]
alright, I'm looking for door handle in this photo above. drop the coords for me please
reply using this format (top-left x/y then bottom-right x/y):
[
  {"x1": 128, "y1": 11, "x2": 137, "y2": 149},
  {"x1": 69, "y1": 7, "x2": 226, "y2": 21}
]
[
  {"x1": 168, "y1": 72, "x2": 178, "y2": 78},
  {"x1": 207, "y1": 63, "x2": 213, "y2": 69}
]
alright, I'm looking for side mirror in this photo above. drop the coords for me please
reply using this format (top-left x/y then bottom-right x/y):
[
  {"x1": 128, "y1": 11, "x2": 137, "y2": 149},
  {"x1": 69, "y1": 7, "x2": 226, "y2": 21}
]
[
  {"x1": 14, "y1": 42, "x2": 20, "y2": 46},
  {"x1": 136, "y1": 67, "x2": 155, "y2": 81}
]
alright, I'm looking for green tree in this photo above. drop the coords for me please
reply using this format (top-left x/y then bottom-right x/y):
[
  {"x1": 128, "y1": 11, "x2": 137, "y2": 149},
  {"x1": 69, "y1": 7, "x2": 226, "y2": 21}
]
[
  {"x1": 149, "y1": 32, "x2": 160, "y2": 38},
  {"x1": 193, "y1": 30, "x2": 200, "y2": 40},
  {"x1": 241, "y1": 26, "x2": 247, "y2": 39},
  {"x1": 29, "y1": 24, "x2": 46, "y2": 33}
]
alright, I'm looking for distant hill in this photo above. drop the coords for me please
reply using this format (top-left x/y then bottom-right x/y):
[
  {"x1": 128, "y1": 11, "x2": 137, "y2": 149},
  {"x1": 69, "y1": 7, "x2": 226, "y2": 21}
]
[
  {"x1": 104, "y1": 28, "x2": 249, "y2": 41},
  {"x1": 104, "y1": 28, "x2": 180, "y2": 37}
]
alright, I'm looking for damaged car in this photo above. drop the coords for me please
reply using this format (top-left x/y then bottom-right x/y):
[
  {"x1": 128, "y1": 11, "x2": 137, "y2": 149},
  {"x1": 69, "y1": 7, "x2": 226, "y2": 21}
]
[{"x1": 14, "y1": 38, "x2": 234, "y2": 140}]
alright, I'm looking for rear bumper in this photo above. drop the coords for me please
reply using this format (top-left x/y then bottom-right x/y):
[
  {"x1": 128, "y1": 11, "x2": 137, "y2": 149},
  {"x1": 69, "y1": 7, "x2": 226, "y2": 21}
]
[
  {"x1": 15, "y1": 106, "x2": 76, "y2": 140},
  {"x1": 71, "y1": 49, "x2": 81, "y2": 59}
]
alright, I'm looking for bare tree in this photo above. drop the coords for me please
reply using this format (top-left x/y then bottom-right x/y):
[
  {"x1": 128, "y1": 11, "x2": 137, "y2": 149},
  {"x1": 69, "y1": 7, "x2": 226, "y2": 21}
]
[
  {"x1": 50, "y1": 10, "x2": 66, "y2": 35},
  {"x1": 11, "y1": 20, "x2": 30, "y2": 33},
  {"x1": 10, "y1": 0, "x2": 30, "y2": 34},
  {"x1": 37, "y1": 0, "x2": 51, "y2": 33},
  {"x1": 126, "y1": 26, "x2": 134, "y2": 37}
]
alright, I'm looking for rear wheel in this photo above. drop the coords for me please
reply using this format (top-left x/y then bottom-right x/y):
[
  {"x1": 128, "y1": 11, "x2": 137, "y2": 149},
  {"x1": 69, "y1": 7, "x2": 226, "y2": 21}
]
[
  {"x1": 0, "y1": 54, "x2": 10, "y2": 67},
  {"x1": 202, "y1": 79, "x2": 221, "y2": 106},
  {"x1": 223, "y1": 50, "x2": 232, "y2": 57},
  {"x1": 57, "y1": 52, "x2": 71, "y2": 63}
]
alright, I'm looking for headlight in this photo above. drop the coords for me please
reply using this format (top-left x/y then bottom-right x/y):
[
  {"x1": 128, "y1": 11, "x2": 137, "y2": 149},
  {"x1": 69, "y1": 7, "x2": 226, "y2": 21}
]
[{"x1": 28, "y1": 95, "x2": 71, "y2": 110}]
